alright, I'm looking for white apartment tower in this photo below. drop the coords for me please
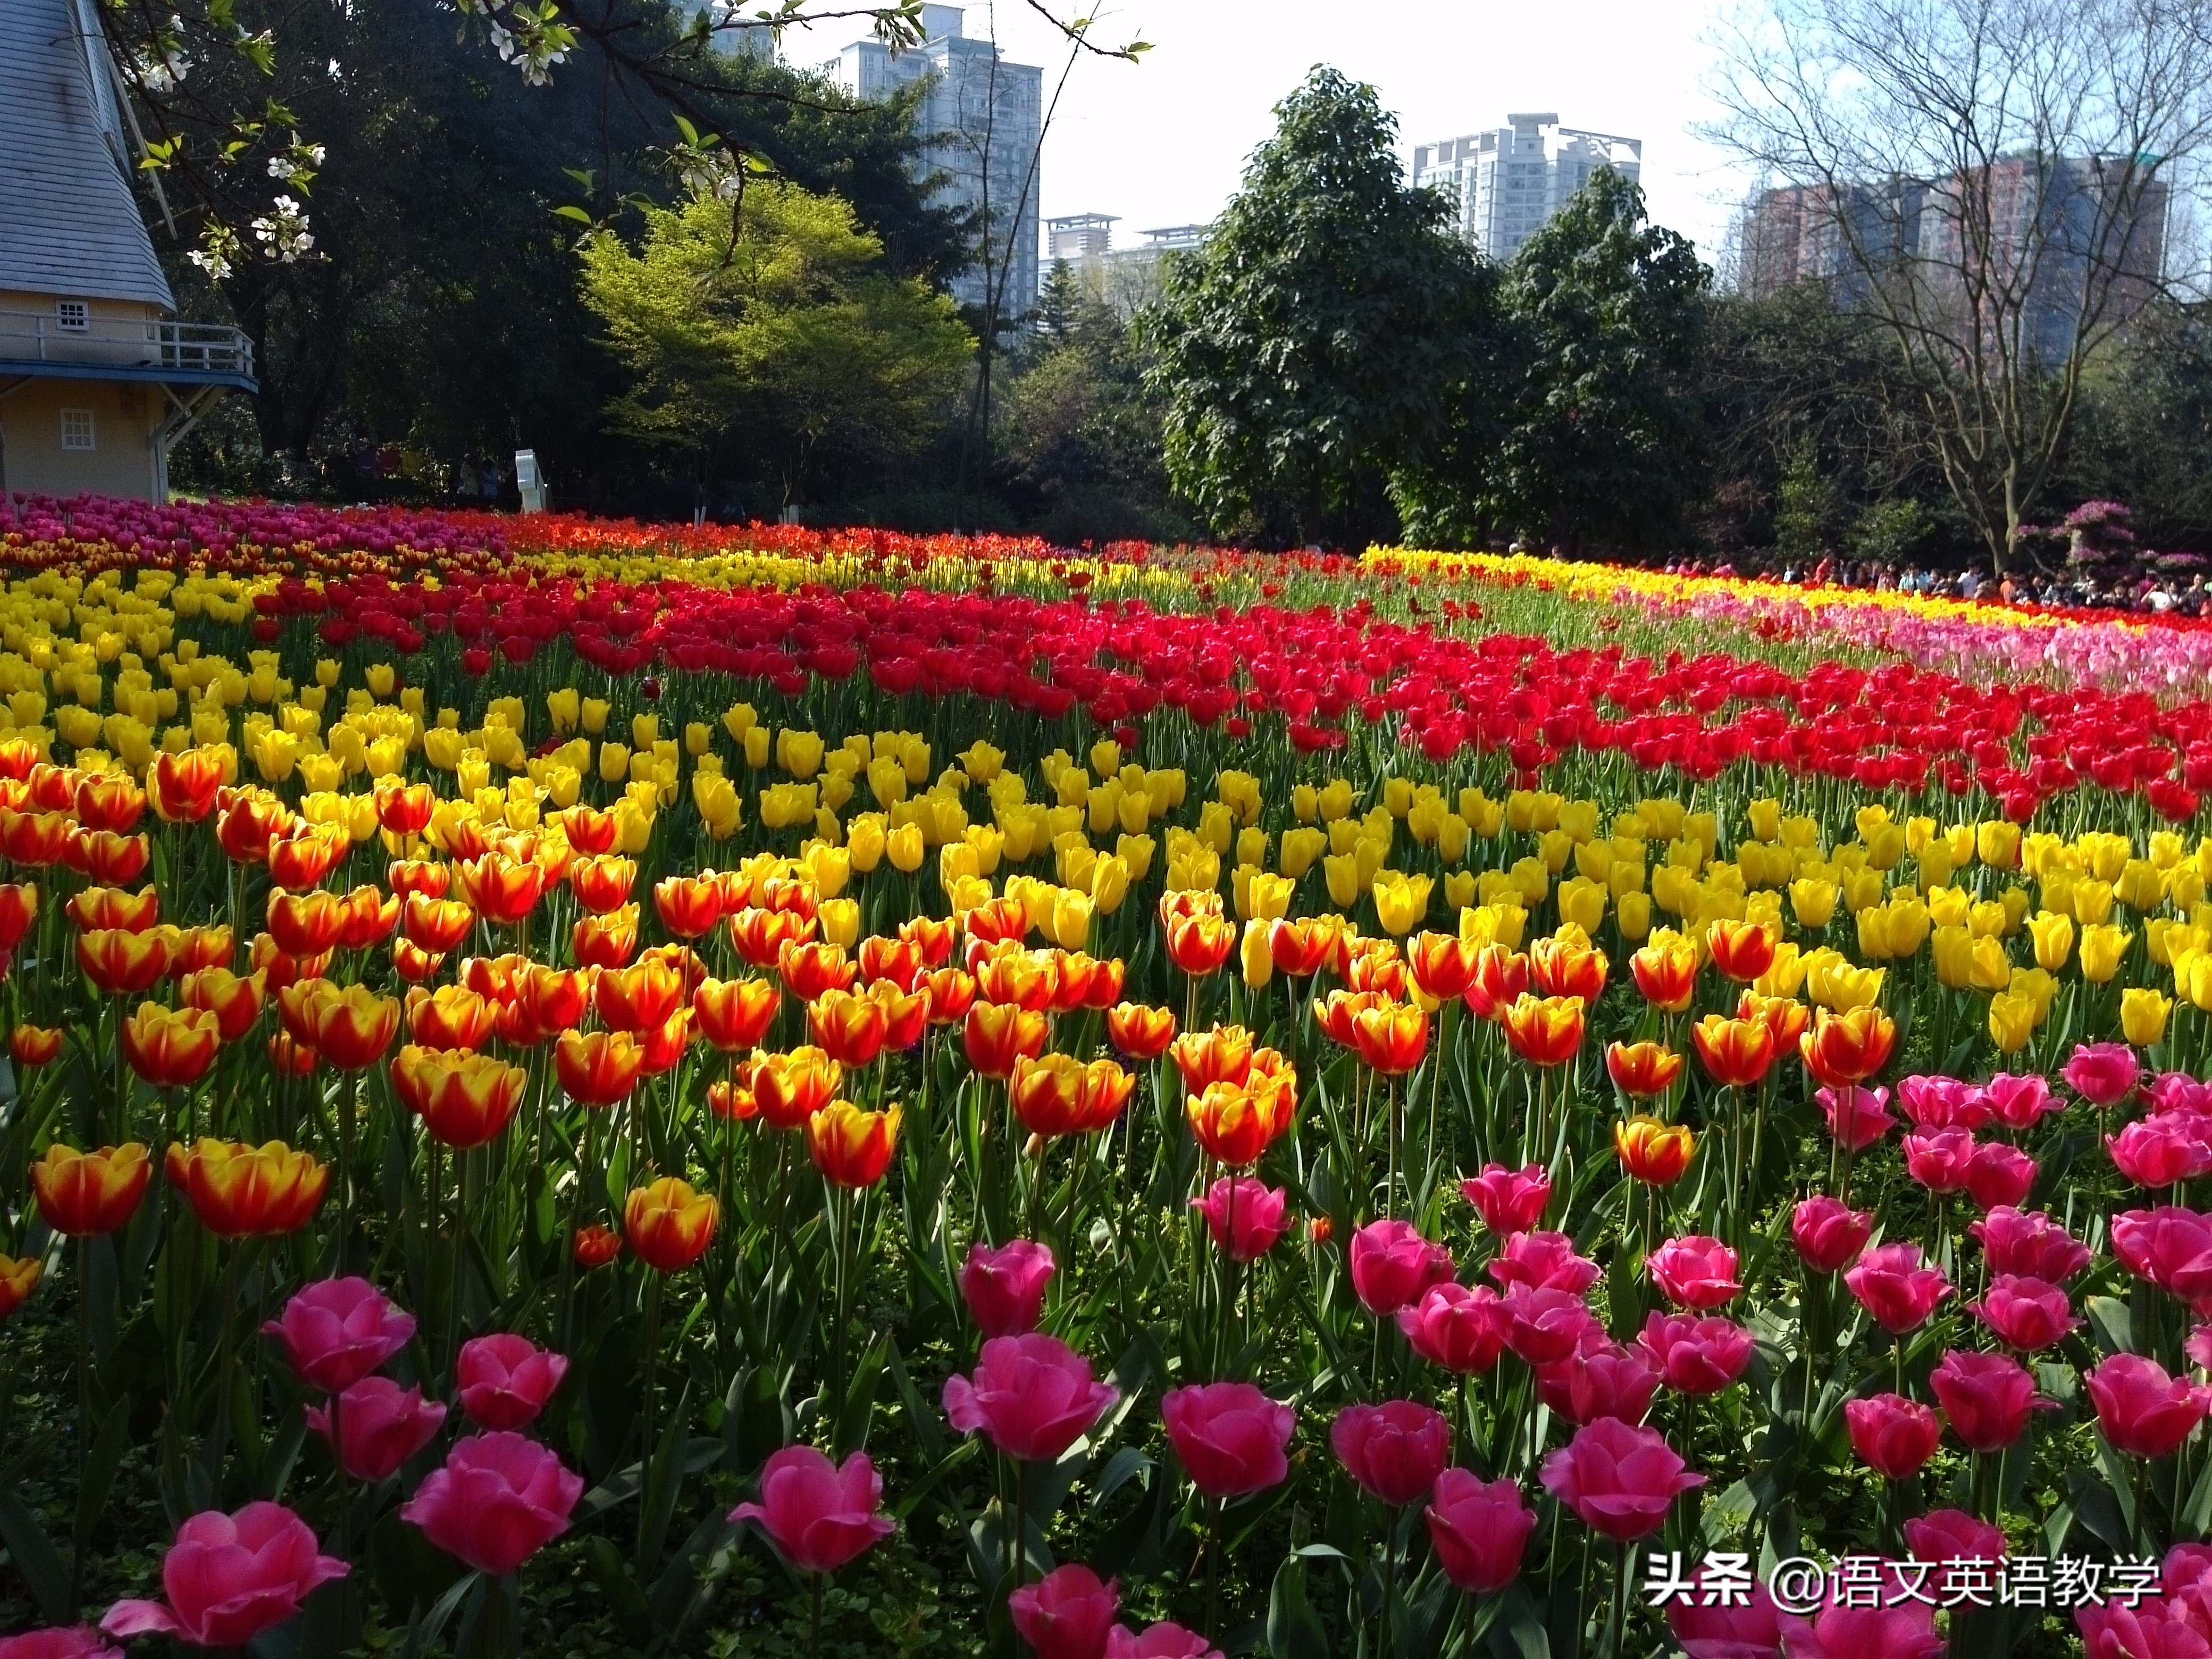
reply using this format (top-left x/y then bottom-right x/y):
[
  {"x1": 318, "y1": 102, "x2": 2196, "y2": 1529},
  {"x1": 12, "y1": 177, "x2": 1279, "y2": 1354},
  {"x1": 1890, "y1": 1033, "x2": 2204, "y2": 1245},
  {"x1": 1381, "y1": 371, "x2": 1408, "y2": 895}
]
[
  {"x1": 1411, "y1": 114, "x2": 1643, "y2": 262},
  {"x1": 834, "y1": 5, "x2": 1042, "y2": 316}
]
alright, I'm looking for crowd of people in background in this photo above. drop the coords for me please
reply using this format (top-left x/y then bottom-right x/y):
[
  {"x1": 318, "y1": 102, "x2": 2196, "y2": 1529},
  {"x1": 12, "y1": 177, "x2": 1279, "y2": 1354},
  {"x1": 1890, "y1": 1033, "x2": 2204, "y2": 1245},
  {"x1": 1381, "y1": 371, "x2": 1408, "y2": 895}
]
[{"x1": 1656, "y1": 552, "x2": 2212, "y2": 617}]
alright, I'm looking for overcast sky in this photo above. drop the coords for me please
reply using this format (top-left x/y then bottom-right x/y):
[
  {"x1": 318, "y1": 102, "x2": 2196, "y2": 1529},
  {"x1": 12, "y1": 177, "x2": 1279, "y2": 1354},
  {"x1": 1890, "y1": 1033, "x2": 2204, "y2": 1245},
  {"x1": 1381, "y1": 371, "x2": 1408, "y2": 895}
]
[{"x1": 794, "y1": 0, "x2": 1752, "y2": 262}]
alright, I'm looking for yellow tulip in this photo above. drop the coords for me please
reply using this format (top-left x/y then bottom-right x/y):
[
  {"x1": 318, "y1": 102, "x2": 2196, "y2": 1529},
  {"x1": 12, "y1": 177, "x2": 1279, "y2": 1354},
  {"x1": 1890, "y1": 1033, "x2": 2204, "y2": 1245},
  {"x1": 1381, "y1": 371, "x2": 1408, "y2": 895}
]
[
  {"x1": 1988, "y1": 992, "x2": 2038, "y2": 1053},
  {"x1": 2080, "y1": 924, "x2": 2131, "y2": 985},
  {"x1": 2027, "y1": 910, "x2": 2074, "y2": 972},
  {"x1": 2122, "y1": 987, "x2": 2173, "y2": 1047}
]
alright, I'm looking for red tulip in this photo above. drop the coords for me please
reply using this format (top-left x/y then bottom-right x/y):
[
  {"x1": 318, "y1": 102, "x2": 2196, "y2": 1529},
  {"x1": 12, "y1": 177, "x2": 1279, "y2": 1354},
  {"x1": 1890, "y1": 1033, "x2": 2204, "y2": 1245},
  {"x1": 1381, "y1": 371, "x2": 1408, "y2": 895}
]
[
  {"x1": 1929, "y1": 1347, "x2": 2049, "y2": 1451},
  {"x1": 1487, "y1": 1230, "x2": 1601, "y2": 1295},
  {"x1": 1396, "y1": 1282, "x2": 1508, "y2": 1375},
  {"x1": 1970, "y1": 1206, "x2": 2091, "y2": 1282},
  {"x1": 1424, "y1": 1469, "x2": 1536, "y2": 1594},
  {"x1": 1968, "y1": 1275, "x2": 2080, "y2": 1352},
  {"x1": 1844, "y1": 1393, "x2": 1942, "y2": 1479},
  {"x1": 1502, "y1": 1285, "x2": 1600, "y2": 1367},
  {"x1": 1816, "y1": 1083, "x2": 1895, "y2": 1150},
  {"x1": 1638, "y1": 1312, "x2": 1755, "y2": 1396}
]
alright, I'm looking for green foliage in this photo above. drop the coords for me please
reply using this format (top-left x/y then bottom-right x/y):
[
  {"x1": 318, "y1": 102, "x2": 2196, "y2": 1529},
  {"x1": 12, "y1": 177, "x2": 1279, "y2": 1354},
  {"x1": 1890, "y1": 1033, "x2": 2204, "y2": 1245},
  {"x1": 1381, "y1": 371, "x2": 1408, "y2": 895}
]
[
  {"x1": 1144, "y1": 68, "x2": 1491, "y2": 548},
  {"x1": 1849, "y1": 497, "x2": 1933, "y2": 565},
  {"x1": 579, "y1": 184, "x2": 973, "y2": 505},
  {"x1": 1772, "y1": 436, "x2": 1841, "y2": 563},
  {"x1": 1480, "y1": 169, "x2": 1711, "y2": 556}
]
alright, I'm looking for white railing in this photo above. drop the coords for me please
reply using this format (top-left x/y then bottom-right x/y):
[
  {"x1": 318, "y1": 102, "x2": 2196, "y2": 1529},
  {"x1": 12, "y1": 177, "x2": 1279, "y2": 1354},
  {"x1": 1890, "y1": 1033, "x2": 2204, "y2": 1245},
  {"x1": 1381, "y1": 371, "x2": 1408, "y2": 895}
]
[{"x1": 0, "y1": 311, "x2": 253, "y2": 378}]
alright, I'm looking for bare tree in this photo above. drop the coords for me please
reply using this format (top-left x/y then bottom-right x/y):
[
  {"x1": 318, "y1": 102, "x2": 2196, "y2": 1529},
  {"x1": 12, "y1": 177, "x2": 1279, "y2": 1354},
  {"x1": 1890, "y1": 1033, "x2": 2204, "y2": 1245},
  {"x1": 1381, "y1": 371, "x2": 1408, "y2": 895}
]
[{"x1": 1710, "y1": 0, "x2": 2212, "y2": 571}]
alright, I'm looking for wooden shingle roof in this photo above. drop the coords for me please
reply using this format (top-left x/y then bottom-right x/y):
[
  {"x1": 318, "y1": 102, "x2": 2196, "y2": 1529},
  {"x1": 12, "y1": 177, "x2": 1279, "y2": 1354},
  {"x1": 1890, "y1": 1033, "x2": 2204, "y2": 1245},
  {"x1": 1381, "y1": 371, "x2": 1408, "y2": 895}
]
[{"x1": 0, "y1": 0, "x2": 176, "y2": 309}]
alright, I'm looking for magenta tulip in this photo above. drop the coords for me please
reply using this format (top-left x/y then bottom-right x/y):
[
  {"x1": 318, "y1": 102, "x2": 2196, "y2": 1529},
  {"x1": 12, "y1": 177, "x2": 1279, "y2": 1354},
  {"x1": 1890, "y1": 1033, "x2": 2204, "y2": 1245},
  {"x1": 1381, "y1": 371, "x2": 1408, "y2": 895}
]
[
  {"x1": 455, "y1": 1333, "x2": 568, "y2": 1431},
  {"x1": 2149, "y1": 1073, "x2": 2212, "y2": 1116},
  {"x1": 2110, "y1": 1115, "x2": 2212, "y2": 1188},
  {"x1": 1396, "y1": 1281, "x2": 1509, "y2": 1374},
  {"x1": 1538, "y1": 1418, "x2": 1704, "y2": 1541},
  {"x1": 942, "y1": 1333, "x2": 1118, "y2": 1462},
  {"x1": 1160, "y1": 1382, "x2": 1294, "y2": 1498},
  {"x1": 1843, "y1": 1394, "x2": 1943, "y2": 1480},
  {"x1": 1667, "y1": 1561, "x2": 1783, "y2": 1658},
  {"x1": 1897, "y1": 1075, "x2": 1983, "y2": 1131},
  {"x1": 1980, "y1": 1073, "x2": 2059, "y2": 1130},
  {"x1": 1459, "y1": 1162, "x2": 1551, "y2": 1234},
  {"x1": 728, "y1": 1445, "x2": 896, "y2": 1572},
  {"x1": 1424, "y1": 1469, "x2": 1536, "y2": 1593},
  {"x1": 1780, "y1": 1589, "x2": 1945, "y2": 1658},
  {"x1": 1188, "y1": 1177, "x2": 1288, "y2": 1261},
  {"x1": 2064, "y1": 1042, "x2": 2141, "y2": 1107},
  {"x1": 1107, "y1": 1623, "x2": 1220, "y2": 1658},
  {"x1": 1970, "y1": 1206, "x2": 2091, "y2": 1282},
  {"x1": 2112, "y1": 1207, "x2": 2212, "y2": 1313},
  {"x1": 959, "y1": 1238, "x2": 1057, "y2": 1337},
  {"x1": 2087, "y1": 1353, "x2": 2212, "y2": 1459},
  {"x1": 261, "y1": 1276, "x2": 415, "y2": 1394},
  {"x1": 1486, "y1": 1229, "x2": 1600, "y2": 1295},
  {"x1": 1791, "y1": 1196, "x2": 1872, "y2": 1275},
  {"x1": 306, "y1": 1377, "x2": 446, "y2": 1481},
  {"x1": 1904, "y1": 1508, "x2": 2006, "y2": 1563},
  {"x1": 0, "y1": 1632, "x2": 122, "y2": 1659},
  {"x1": 1638, "y1": 1312, "x2": 1755, "y2": 1396},
  {"x1": 1010, "y1": 1564, "x2": 1119, "y2": 1659},
  {"x1": 1543, "y1": 1338, "x2": 1661, "y2": 1426},
  {"x1": 1501, "y1": 1284, "x2": 1599, "y2": 1367},
  {"x1": 1902, "y1": 1128, "x2": 1976, "y2": 1194},
  {"x1": 1964, "y1": 1141, "x2": 2037, "y2": 1210},
  {"x1": 1330, "y1": 1400, "x2": 1450, "y2": 1505},
  {"x1": 1817, "y1": 1083, "x2": 1894, "y2": 1150},
  {"x1": 1647, "y1": 1235, "x2": 1742, "y2": 1310},
  {"x1": 1348, "y1": 1219, "x2": 1454, "y2": 1315},
  {"x1": 1930, "y1": 1348, "x2": 2049, "y2": 1452},
  {"x1": 1968, "y1": 1275, "x2": 2079, "y2": 1352},
  {"x1": 1844, "y1": 1243, "x2": 1953, "y2": 1333},
  {"x1": 100, "y1": 1503, "x2": 347, "y2": 1648},
  {"x1": 398, "y1": 1431, "x2": 584, "y2": 1575}
]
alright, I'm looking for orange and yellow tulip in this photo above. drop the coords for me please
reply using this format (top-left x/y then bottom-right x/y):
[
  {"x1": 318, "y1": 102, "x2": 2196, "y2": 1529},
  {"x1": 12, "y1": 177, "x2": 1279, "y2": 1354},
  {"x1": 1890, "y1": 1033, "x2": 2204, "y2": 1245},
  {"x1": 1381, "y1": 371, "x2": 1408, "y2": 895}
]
[
  {"x1": 806, "y1": 1100, "x2": 903, "y2": 1187},
  {"x1": 406, "y1": 984, "x2": 498, "y2": 1051},
  {"x1": 1501, "y1": 993, "x2": 1586, "y2": 1067},
  {"x1": 1350, "y1": 1000, "x2": 1429, "y2": 1075},
  {"x1": 0, "y1": 1253, "x2": 40, "y2": 1317},
  {"x1": 569, "y1": 854, "x2": 638, "y2": 915},
  {"x1": 66, "y1": 884, "x2": 160, "y2": 934},
  {"x1": 77, "y1": 927, "x2": 173, "y2": 996},
  {"x1": 1185, "y1": 1078, "x2": 1295, "y2": 1168},
  {"x1": 651, "y1": 874, "x2": 722, "y2": 939},
  {"x1": 149, "y1": 748, "x2": 224, "y2": 823},
  {"x1": 1606, "y1": 1040, "x2": 1684, "y2": 1099},
  {"x1": 1462, "y1": 945, "x2": 1532, "y2": 1021},
  {"x1": 555, "y1": 1028, "x2": 646, "y2": 1108},
  {"x1": 267, "y1": 891, "x2": 347, "y2": 958},
  {"x1": 334, "y1": 885, "x2": 399, "y2": 950},
  {"x1": 778, "y1": 940, "x2": 857, "y2": 1002},
  {"x1": 1105, "y1": 1001, "x2": 1177, "y2": 1060},
  {"x1": 692, "y1": 976, "x2": 780, "y2": 1051},
  {"x1": 121, "y1": 1003, "x2": 221, "y2": 1088},
  {"x1": 305, "y1": 983, "x2": 402, "y2": 1071},
  {"x1": 180, "y1": 967, "x2": 269, "y2": 1043},
  {"x1": 1708, "y1": 919, "x2": 1777, "y2": 983},
  {"x1": 1629, "y1": 938, "x2": 1698, "y2": 1013},
  {"x1": 1801, "y1": 1005, "x2": 1898, "y2": 1089},
  {"x1": 373, "y1": 780, "x2": 437, "y2": 836},
  {"x1": 594, "y1": 957, "x2": 685, "y2": 1033},
  {"x1": 402, "y1": 893, "x2": 475, "y2": 953},
  {"x1": 0, "y1": 809, "x2": 72, "y2": 867},
  {"x1": 31, "y1": 1142, "x2": 153, "y2": 1235},
  {"x1": 11, "y1": 1024, "x2": 62, "y2": 1067},
  {"x1": 744, "y1": 1046, "x2": 843, "y2": 1129},
  {"x1": 165, "y1": 1138, "x2": 329, "y2": 1237},
  {"x1": 1691, "y1": 1014, "x2": 1777, "y2": 1088},
  {"x1": 0, "y1": 882, "x2": 38, "y2": 951},
  {"x1": 962, "y1": 1002, "x2": 1050, "y2": 1079},
  {"x1": 1614, "y1": 1117, "x2": 1695, "y2": 1186},
  {"x1": 624, "y1": 1177, "x2": 719, "y2": 1272},
  {"x1": 924, "y1": 967, "x2": 978, "y2": 1025},
  {"x1": 573, "y1": 905, "x2": 640, "y2": 969},
  {"x1": 1531, "y1": 936, "x2": 1608, "y2": 1002},
  {"x1": 395, "y1": 1047, "x2": 529, "y2": 1149}
]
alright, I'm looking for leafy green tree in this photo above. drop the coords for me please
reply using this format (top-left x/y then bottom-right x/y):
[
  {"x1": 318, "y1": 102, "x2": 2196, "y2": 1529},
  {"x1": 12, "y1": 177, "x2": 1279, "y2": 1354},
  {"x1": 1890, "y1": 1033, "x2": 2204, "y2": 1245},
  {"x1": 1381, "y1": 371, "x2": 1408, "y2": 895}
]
[
  {"x1": 1144, "y1": 68, "x2": 1493, "y2": 548},
  {"x1": 1772, "y1": 435, "x2": 1841, "y2": 563},
  {"x1": 579, "y1": 182, "x2": 972, "y2": 508},
  {"x1": 1482, "y1": 170, "x2": 1710, "y2": 556}
]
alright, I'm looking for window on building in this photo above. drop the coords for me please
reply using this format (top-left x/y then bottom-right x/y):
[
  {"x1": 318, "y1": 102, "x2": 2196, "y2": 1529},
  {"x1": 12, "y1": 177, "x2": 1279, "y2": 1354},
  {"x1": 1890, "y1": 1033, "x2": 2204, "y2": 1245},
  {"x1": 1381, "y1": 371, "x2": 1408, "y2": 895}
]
[
  {"x1": 55, "y1": 299, "x2": 90, "y2": 332},
  {"x1": 61, "y1": 409, "x2": 96, "y2": 451}
]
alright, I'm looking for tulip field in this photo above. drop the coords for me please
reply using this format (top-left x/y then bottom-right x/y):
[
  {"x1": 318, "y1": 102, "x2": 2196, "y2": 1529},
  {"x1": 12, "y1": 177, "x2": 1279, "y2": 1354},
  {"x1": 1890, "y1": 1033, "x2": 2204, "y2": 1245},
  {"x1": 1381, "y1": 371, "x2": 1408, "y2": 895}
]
[{"x1": 5, "y1": 498, "x2": 2212, "y2": 1658}]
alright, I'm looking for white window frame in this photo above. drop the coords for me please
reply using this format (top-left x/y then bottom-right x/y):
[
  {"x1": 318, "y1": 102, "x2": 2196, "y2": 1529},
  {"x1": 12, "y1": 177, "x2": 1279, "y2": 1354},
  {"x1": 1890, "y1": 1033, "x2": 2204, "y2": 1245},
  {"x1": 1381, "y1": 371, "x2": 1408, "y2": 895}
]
[
  {"x1": 55, "y1": 299, "x2": 90, "y2": 333},
  {"x1": 60, "y1": 408, "x2": 96, "y2": 451}
]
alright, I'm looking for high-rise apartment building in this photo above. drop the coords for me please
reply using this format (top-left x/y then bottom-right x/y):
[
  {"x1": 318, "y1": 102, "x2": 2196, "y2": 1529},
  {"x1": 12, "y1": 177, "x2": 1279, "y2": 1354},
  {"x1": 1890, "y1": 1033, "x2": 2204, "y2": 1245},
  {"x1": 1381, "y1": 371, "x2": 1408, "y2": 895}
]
[
  {"x1": 1738, "y1": 156, "x2": 2168, "y2": 361},
  {"x1": 1411, "y1": 114, "x2": 1642, "y2": 261},
  {"x1": 834, "y1": 5, "x2": 1042, "y2": 317}
]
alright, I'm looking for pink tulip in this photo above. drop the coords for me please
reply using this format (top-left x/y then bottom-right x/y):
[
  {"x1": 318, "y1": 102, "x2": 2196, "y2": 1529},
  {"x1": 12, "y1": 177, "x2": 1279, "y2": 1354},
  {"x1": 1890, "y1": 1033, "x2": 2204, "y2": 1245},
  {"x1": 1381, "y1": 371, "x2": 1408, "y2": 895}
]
[
  {"x1": 1160, "y1": 1382, "x2": 1294, "y2": 1498},
  {"x1": 2080, "y1": 1543, "x2": 2212, "y2": 1655},
  {"x1": 2148, "y1": 1073, "x2": 2212, "y2": 1117},
  {"x1": 1896, "y1": 1075, "x2": 1983, "y2": 1131},
  {"x1": 1348, "y1": 1219, "x2": 1454, "y2": 1315},
  {"x1": 1780, "y1": 1589, "x2": 1945, "y2": 1658},
  {"x1": 2190, "y1": 1325, "x2": 2212, "y2": 1372},
  {"x1": 1980, "y1": 1073, "x2": 2058, "y2": 1130},
  {"x1": 398, "y1": 1431, "x2": 584, "y2": 1575},
  {"x1": 1501, "y1": 1284, "x2": 1598, "y2": 1367},
  {"x1": 2064, "y1": 1042, "x2": 2141, "y2": 1108},
  {"x1": 728, "y1": 1445, "x2": 895, "y2": 1572},
  {"x1": 1905, "y1": 1507, "x2": 2005, "y2": 1563},
  {"x1": 1107, "y1": 1623, "x2": 1220, "y2": 1659},
  {"x1": 1486, "y1": 1230, "x2": 1600, "y2": 1295},
  {"x1": 1844, "y1": 1394, "x2": 1943, "y2": 1479},
  {"x1": 942, "y1": 1333, "x2": 1118, "y2": 1461},
  {"x1": 305, "y1": 1377, "x2": 446, "y2": 1481},
  {"x1": 455, "y1": 1333, "x2": 568, "y2": 1431},
  {"x1": 1396, "y1": 1281, "x2": 1508, "y2": 1374},
  {"x1": 1540, "y1": 1338, "x2": 1661, "y2": 1426},
  {"x1": 261, "y1": 1277, "x2": 415, "y2": 1394},
  {"x1": 1817, "y1": 1083, "x2": 1894, "y2": 1150},
  {"x1": 1970, "y1": 1206, "x2": 2091, "y2": 1282},
  {"x1": 959, "y1": 1238, "x2": 1057, "y2": 1337},
  {"x1": 1901, "y1": 1128, "x2": 1975, "y2": 1193},
  {"x1": 2109, "y1": 1115, "x2": 2212, "y2": 1188},
  {"x1": 1844, "y1": 1243, "x2": 1953, "y2": 1333},
  {"x1": 1638, "y1": 1312, "x2": 1755, "y2": 1396},
  {"x1": 1424, "y1": 1468, "x2": 1536, "y2": 1593},
  {"x1": 99, "y1": 1503, "x2": 347, "y2": 1648},
  {"x1": 1538, "y1": 1418, "x2": 1704, "y2": 1541},
  {"x1": 1930, "y1": 1348, "x2": 2050, "y2": 1452},
  {"x1": 2113, "y1": 1207, "x2": 2212, "y2": 1313},
  {"x1": 0, "y1": 1630, "x2": 123, "y2": 1658},
  {"x1": 2087, "y1": 1353, "x2": 2212, "y2": 1459},
  {"x1": 1964, "y1": 1141, "x2": 2037, "y2": 1210},
  {"x1": 1968, "y1": 1275, "x2": 2079, "y2": 1352},
  {"x1": 1791, "y1": 1196, "x2": 1872, "y2": 1274},
  {"x1": 1188, "y1": 1177, "x2": 1288, "y2": 1262},
  {"x1": 1647, "y1": 1236, "x2": 1742, "y2": 1310},
  {"x1": 1459, "y1": 1163, "x2": 1551, "y2": 1234},
  {"x1": 1330, "y1": 1400, "x2": 1451, "y2": 1505},
  {"x1": 1009, "y1": 1564, "x2": 1119, "y2": 1659},
  {"x1": 1666, "y1": 1561, "x2": 1782, "y2": 1658}
]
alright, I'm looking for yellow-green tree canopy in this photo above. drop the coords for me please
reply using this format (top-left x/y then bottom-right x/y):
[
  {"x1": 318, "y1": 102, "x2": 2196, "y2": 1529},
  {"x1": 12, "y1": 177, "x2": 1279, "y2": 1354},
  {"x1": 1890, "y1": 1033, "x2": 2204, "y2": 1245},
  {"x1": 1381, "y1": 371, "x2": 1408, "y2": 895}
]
[{"x1": 580, "y1": 181, "x2": 973, "y2": 505}]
